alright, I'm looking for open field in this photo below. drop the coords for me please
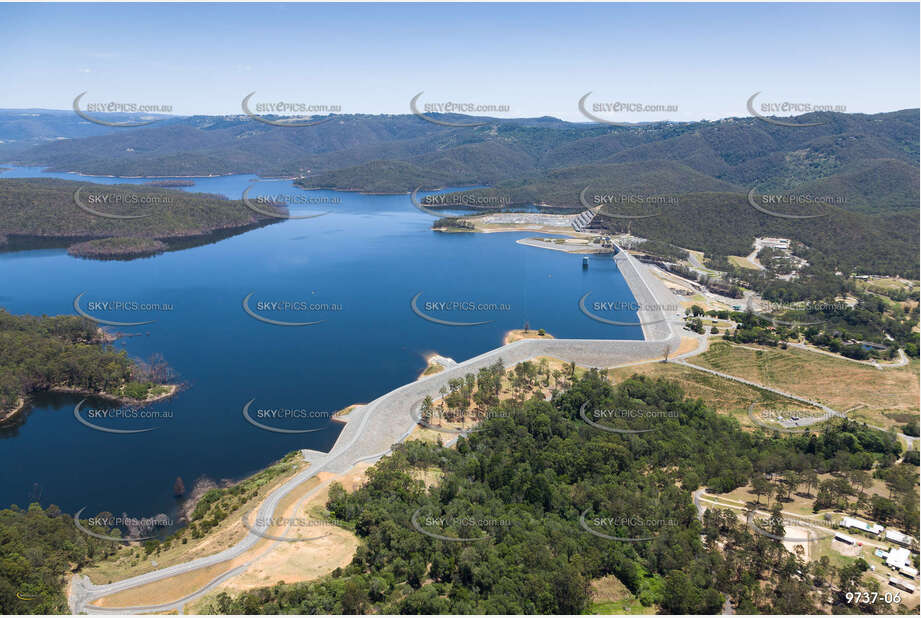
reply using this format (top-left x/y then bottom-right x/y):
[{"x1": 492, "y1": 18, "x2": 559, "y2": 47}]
[
  {"x1": 713, "y1": 472, "x2": 894, "y2": 521},
  {"x1": 607, "y1": 362, "x2": 816, "y2": 430},
  {"x1": 855, "y1": 277, "x2": 919, "y2": 293},
  {"x1": 685, "y1": 342, "x2": 919, "y2": 431},
  {"x1": 728, "y1": 255, "x2": 761, "y2": 270}
]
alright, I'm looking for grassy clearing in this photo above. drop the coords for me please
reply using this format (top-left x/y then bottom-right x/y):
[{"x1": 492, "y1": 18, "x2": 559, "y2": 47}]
[
  {"x1": 406, "y1": 423, "x2": 452, "y2": 445},
  {"x1": 588, "y1": 575, "x2": 656, "y2": 615},
  {"x1": 728, "y1": 255, "x2": 760, "y2": 270},
  {"x1": 607, "y1": 362, "x2": 810, "y2": 430},
  {"x1": 855, "y1": 277, "x2": 918, "y2": 293},
  {"x1": 685, "y1": 342, "x2": 919, "y2": 432},
  {"x1": 421, "y1": 362, "x2": 445, "y2": 376},
  {"x1": 713, "y1": 472, "x2": 896, "y2": 524},
  {"x1": 503, "y1": 328, "x2": 554, "y2": 344}
]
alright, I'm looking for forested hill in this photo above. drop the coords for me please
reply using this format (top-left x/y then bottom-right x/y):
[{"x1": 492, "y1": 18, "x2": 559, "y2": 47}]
[
  {"x1": 0, "y1": 310, "x2": 160, "y2": 418},
  {"x1": 8, "y1": 108, "x2": 919, "y2": 215},
  {"x1": 4, "y1": 108, "x2": 918, "y2": 274},
  {"x1": 599, "y1": 192, "x2": 918, "y2": 278},
  {"x1": 0, "y1": 178, "x2": 281, "y2": 258},
  {"x1": 0, "y1": 503, "x2": 117, "y2": 614},
  {"x1": 206, "y1": 370, "x2": 911, "y2": 615}
]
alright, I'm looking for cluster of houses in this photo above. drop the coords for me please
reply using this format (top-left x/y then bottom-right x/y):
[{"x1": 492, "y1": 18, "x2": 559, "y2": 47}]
[
  {"x1": 833, "y1": 516, "x2": 918, "y2": 593},
  {"x1": 753, "y1": 237, "x2": 808, "y2": 281}
]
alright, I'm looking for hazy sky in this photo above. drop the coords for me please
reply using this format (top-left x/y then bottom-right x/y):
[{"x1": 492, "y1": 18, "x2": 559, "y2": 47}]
[{"x1": 1, "y1": 2, "x2": 918, "y2": 122}]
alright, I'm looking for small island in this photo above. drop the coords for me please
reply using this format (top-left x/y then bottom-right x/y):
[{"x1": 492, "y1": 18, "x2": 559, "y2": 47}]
[
  {"x1": 67, "y1": 237, "x2": 168, "y2": 259},
  {"x1": 504, "y1": 327, "x2": 553, "y2": 345}
]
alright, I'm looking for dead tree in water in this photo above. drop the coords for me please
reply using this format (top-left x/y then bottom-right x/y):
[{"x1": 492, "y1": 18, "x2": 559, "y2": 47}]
[{"x1": 134, "y1": 353, "x2": 176, "y2": 384}]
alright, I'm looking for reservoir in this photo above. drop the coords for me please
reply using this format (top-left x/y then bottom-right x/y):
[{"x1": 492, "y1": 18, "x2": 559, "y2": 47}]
[{"x1": 0, "y1": 166, "x2": 642, "y2": 522}]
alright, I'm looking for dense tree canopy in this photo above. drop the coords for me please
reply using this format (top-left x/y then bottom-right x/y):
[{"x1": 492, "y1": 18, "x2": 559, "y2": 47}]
[{"x1": 207, "y1": 370, "x2": 905, "y2": 614}]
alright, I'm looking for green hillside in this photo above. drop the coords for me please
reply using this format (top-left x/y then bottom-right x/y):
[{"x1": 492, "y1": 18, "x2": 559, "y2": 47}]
[{"x1": 0, "y1": 178, "x2": 280, "y2": 258}]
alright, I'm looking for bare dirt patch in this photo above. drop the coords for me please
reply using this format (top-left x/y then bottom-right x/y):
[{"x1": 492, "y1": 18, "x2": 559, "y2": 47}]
[
  {"x1": 83, "y1": 455, "x2": 309, "y2": 585},
  {"x1": 92, "y1": 561, "x2": 231, "y2": 609},
  {"x1": 503, "y1": 328, "x2": 554, "y2": 345},
  {"x1": 209, "y1": 467, "x2": 368, "y2": 594}
]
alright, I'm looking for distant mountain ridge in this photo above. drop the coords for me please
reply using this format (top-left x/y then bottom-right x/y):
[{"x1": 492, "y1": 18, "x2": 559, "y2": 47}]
[
  {"x1": 1, "y1": 107, "x2": 917, "y2": 275},
  {"x1": 4, "y1": 108, "x2": 917, "y2": 214}
]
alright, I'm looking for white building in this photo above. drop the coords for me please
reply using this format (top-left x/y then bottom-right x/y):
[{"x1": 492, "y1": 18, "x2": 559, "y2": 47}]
[
  {"x1": 889, "y1": 577, "x2": 916, "y2": 593},
  {"x1": 887, "y1": 547, "x2": 912, "y2": 571},
  {"x1": 842, "y1": 516, "x2": 884, "y2": 536},
  {"x1": 885, "y1": 529, "x2": 914, "y2": 547},
  {"x1": 834, "y1": 532, "x2": 856, "y2": 545}
]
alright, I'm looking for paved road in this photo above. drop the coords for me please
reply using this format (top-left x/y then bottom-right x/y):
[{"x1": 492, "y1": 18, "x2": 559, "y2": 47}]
[
  {"x1": 743, "y1": 248, "x2": 765, "y2": 271},
  {"x1": 684, "y1": 251, "x2": 724, "y2": 280},
  {"x1": 70, "y1": 248, "x2": 685, "y2": 614},
  {"x1": 692, "y1": 488, "x2": 706, "y2": 522}
]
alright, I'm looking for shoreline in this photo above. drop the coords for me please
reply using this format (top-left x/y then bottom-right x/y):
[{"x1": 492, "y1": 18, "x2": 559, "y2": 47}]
[
  {"x1": 61, "y1": 170, "x2": 236, "y2": 179},
  {"x1": 295, "y1": 182, "x2": 484, "y2": 196},
  {"x1": 49, "y1": 383, "x2": 179, "y2": 406},
  {"x1": 0, "y1": 220, "x2": 279, "y2": 261},
  {"x1": 0, "y1": 384, "x2": 178, "y2": 426},
  {"x1": 68, "y1": 241, "x2": 684, "y2": 612},
  {"x1": 0, "y1": 328, "x2": 171, "y2": 424},
  {"x1": 0, "y1": 398, "x2": 25, "y2": 424},
  {"x1": 503, "y1": 328, "x2": 554, "y2": 345},
  {"x1": 332, "y1": 404, "x2": 364, "y2": 423},
  {"x1": 417, "y1": 353, "x2": 458, "y2": 379},
  {"x1": 515, "y1": 236, "x2": 613, "y2": 254}
]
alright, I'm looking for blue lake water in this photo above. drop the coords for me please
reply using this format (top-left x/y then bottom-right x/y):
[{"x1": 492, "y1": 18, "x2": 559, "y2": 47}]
[{"x1": 0, "y1": 166, "x2": 641, "y2": 523}]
